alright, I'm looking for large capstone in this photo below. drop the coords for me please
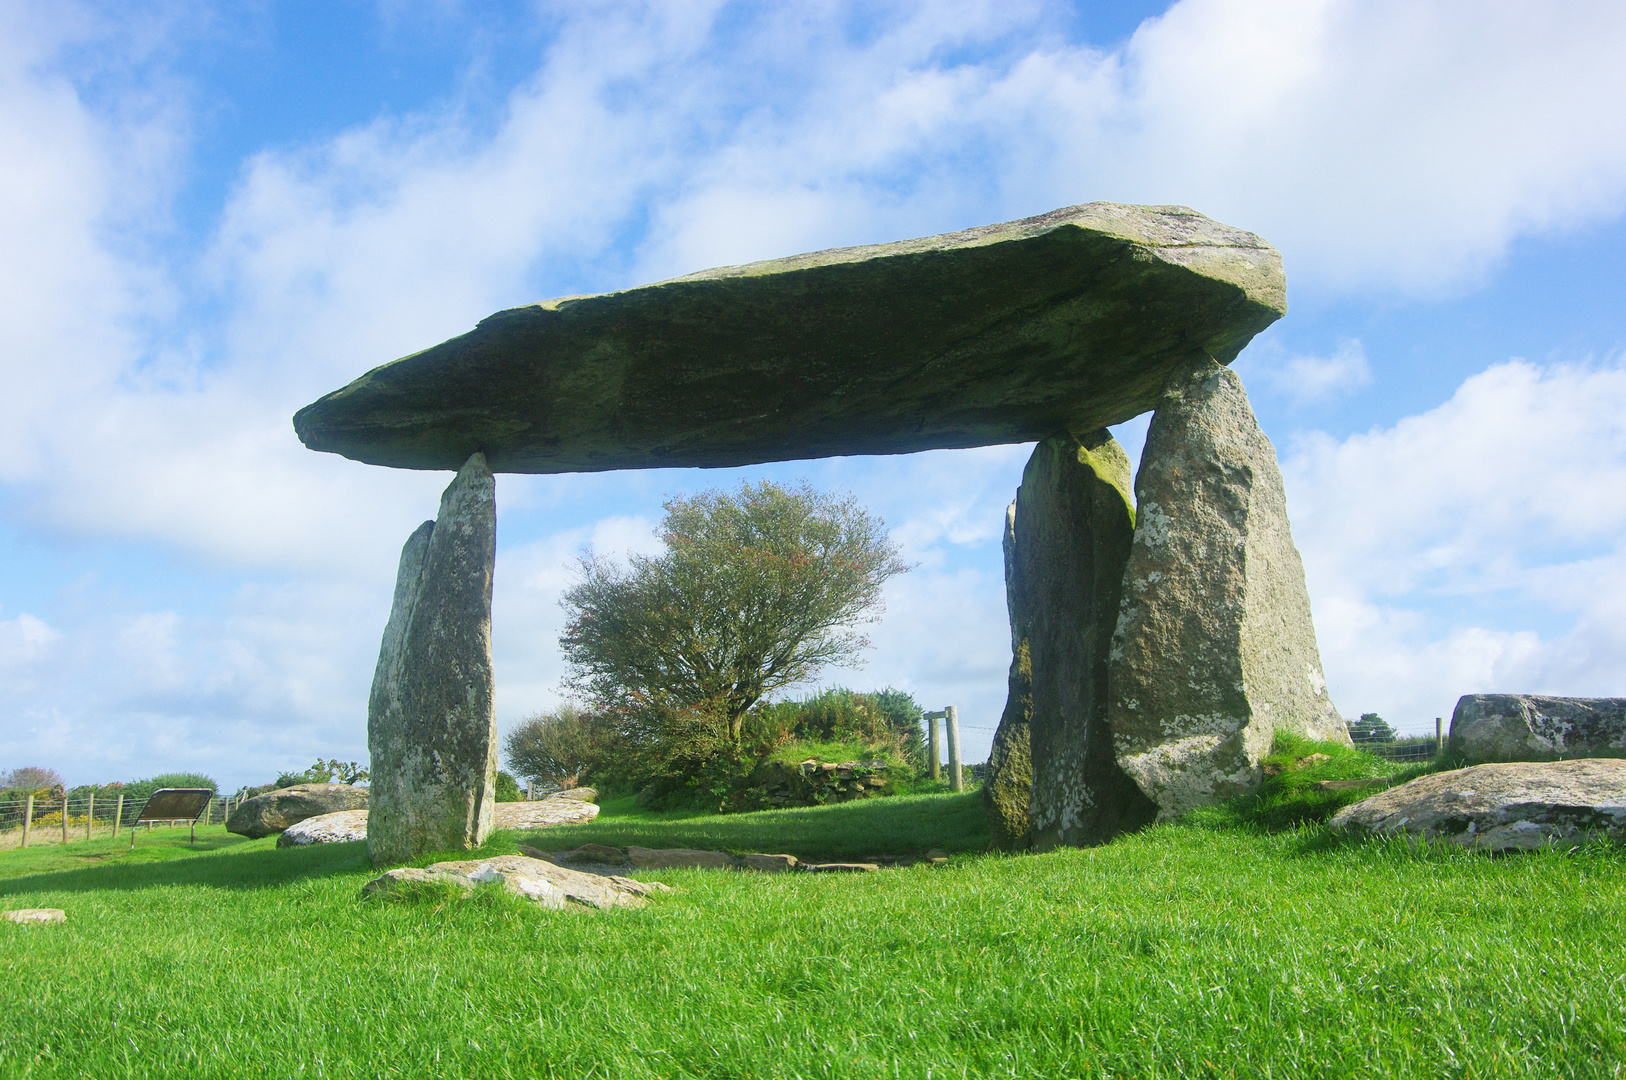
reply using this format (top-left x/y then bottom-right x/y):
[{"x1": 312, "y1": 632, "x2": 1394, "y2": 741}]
[
  {"x1": 1015, "y1": 431, "x2": 1158, "y2": 849},
  {"x1": 293, "y1": 204, "x2": 1285, "y2": 473},
  {"x1": 1109, "y1": 358, "x2": 1348, "y2": 818},
  {"x1": 982, "y1": 501, "x2": 1034, "y2": 850},
  {"x1": 367, "y1": 452, "x2": 499, "y2": 866},
  {"x1": 1449, "y1": 694, "x2": 1626, "y2": 764}
]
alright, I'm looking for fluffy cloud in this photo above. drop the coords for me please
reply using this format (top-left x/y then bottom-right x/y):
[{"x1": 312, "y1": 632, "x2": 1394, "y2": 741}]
[
  {"x1": 1285, "y1": 358, "x2": 1626, "y2": 730},
  {"x1": 4, "y1": 0, "x2": 1626, "y2": 781}
]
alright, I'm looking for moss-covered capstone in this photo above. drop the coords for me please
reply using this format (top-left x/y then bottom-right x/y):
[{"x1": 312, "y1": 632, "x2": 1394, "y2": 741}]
[{"x1": 293, "y1": 203, "x2": 1284, "y2": 473}]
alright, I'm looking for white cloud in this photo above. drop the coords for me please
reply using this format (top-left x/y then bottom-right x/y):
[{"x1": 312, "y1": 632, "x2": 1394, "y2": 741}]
[
  {"x1": 1247, "y1": 338, "x2": 1373, "y2": 405},
  {"x1": 6, "y1": 0, "x2": 1626, "y2": 780},
  {"x1": 1285, "y1": 358, "x2": 1626, "y2": 731}
]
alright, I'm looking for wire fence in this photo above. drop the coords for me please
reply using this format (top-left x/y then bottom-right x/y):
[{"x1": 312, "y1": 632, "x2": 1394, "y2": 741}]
[
  {"x1": 1357, "y1": 738, "x2": 1441, "y2": 763},
  {"x1": 0, "y1": 792, "x2": 234, "y2": 850}
]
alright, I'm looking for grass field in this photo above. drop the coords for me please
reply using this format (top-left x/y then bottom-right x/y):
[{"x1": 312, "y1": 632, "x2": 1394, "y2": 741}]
[{"x1": 3, "y1": 791, "x2": 1624, "y2": 1078}]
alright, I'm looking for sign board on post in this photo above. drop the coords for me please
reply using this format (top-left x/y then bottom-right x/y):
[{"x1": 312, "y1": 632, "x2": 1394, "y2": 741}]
[{"x1": 129, "y1": 789, "x2": 215, "y2": 850}]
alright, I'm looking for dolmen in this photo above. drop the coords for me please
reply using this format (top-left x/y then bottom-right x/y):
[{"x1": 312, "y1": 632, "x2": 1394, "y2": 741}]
[
  {"x1": 226, "y1": 783, "x2": 368, "y2": 839},
  {"x1": 294, "y1": 201, "x2": 1345, "y2": 863}
]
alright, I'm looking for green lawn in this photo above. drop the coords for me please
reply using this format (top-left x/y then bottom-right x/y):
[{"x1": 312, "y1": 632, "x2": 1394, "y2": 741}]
[{"x1": 2, "y1": 795, "x2": 1624, "y2": 1078}]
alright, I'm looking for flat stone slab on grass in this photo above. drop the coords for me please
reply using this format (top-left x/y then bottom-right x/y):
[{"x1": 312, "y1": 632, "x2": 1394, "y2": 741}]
[
  {"x1": 362, "y1": 856, "x2": 667, "y2": 910},
  {"x1": 1330, "y1": 759, "x2": 1626, "y2": 852},
  {"x1": 294, "y1": 203, "x2": 1284, "y2": 474},
  {"x1": 271, "y1": 796, "x2": 600, "y2": 847},
  {"x1": 495, "y1": 799, "x2": 600, "y2": 829},
  {"x1": 278, "y1": 808, "x2": 369, "y2": 847},
  {"x1": 2, "y1": 908, "x2": 66, "y2": 925},
  {"x1": 626, "y1": 846, "x2": 737, "y2": 870}
]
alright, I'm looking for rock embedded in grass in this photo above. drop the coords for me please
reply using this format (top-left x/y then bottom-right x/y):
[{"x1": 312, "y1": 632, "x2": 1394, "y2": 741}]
[
  {"x1": 1449, "y1": 694, "x2": 1626, "y2": 764},
  {"x1": 1330, "y1": 759, "x2": 1626, "y2": 852},
  {"x1": 277, "y1": 808, "x2": 369, "y2": 847},
  {"x1": 363, "y1": 856, "x2": 667, "y2": 909},
  {"x1": 1110, "y1": 357, "x2": 1349, "y2": 819},
  {"x1": 227, "y1": 783, "x2": 369, "y2": 839},
  {"x1": 625, "y1": 847, "x2": 736, "y2": 870},
  {"x1": 2, "y1": 908, "x2": 66, "y2": 925}
]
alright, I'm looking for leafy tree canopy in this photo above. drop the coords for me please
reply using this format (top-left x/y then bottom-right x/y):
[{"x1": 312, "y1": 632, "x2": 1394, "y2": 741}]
[
  {"x1": 559, "y1": 481, "x2": 910, "y2": 744},
  {"x1": 1348, "y1": 712, "x2": 1397, "y2": 743}
]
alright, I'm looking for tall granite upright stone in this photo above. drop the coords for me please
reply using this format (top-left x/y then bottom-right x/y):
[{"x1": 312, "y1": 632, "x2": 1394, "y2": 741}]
[
  {"x1": 983, "y1": 502, "x2": 1034, "y2": 850},
  {"x1": 367, "y1": 452, "x2": 499, "y2": 866},
  {"x1": 985, "y1": 430, "x2": 1158, "y2": 849},
  {"x1": 1109, "y1": 359, "x2": 1348, "y2": 818}
]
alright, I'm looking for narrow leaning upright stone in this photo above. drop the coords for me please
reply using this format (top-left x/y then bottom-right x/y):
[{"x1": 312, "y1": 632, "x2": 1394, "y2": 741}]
[
  {"x1": 1109, "y1": 358, "x2": 1348, "y2": 819},
  {"x1": 1018, "y1": 430, "x2": 1158, "y2": 849},
  {"x1": 982, "y1": 501, "x2": 1034, "y2": 850},
  {"x1": 367, "y1": 452, "x2": 499, "y2": 866}
]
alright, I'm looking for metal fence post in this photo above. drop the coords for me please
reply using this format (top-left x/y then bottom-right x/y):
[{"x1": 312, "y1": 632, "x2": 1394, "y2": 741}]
[
  {"x1": 21, "y1": 793, "x2": 33, "y2": 849},
  {"x1": 946, "y1": 705, "x2": 963, "y2": 792}
]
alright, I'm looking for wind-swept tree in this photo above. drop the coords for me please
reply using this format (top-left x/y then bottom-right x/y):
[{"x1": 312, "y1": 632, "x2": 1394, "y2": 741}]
[{"x1": 559, "y1": 481, "x2": 910, "y2": 746}]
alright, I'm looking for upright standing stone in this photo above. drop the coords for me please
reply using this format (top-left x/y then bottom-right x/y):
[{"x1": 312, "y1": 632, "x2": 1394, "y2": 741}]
[
  {"x1": 367, "y1": 452, "x2": 499, "y2": 866},
  {"x1": 983, "y1": 501, "x2": 1034, "y2": 850},
  {"x1": 1110, "y1": 358, "x2": 1348, "y2": 819},
  {"x1": 1018, "y1": 430, "x2": 1158, "y2": 849}
]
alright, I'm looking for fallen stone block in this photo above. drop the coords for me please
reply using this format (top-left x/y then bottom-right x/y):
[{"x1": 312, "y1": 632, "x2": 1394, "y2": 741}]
[
  {"x1": 2, "y1": 908, "x2": 66, "y2": 925},
  {"x1": 805, "y1": 862, "x2": 881, "y2": 873},
  {"x1": 227, "y1": 783, "x2": 368, "y2": 839},
  {"x1": 277, "y1": 808, "x2": 369, "y2": 847},
  {"x1": 1329, "y1": 759, "x2": 1626, "y2": 852},
  {"x1": 741, "y1": 854, "x2": 798, "y2": 872},
  {"x1": 625, "y1": 847, "x2": 737, "y2": 870},
  {"x1": 1449, "y1": 694, "x2": 1626, "y2": 764},
  {"x1": 363, "y1": 855, "x2": 663, "y2": 910}
]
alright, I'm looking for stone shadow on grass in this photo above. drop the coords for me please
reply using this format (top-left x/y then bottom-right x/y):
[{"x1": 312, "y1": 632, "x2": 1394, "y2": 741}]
[{"x1": 0, "y1": 837, "x2": 375, "y2": 899}]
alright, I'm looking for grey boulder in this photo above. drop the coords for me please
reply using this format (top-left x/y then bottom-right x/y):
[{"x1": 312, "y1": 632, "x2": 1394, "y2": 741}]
[
  {"x1": 493, "y1": 798, "x2": 600, "y2": 829},
  {"x1": 1109, "y1": 357, "x2": 1348, "y2": 818},
  {"x1": 1449, "y1": 694, "x2": 1626, "y2": 764},
  {"x1": 226, "y1": 783, "x2": 368, "y2": 839},
  {"x1": 363, "y1": 855, "x2": 666, "y2": 910},
  {"x1": 276, "y1": 809, "x2": 369, "y2": 847},
  {"x1": 1330, "y1": 759, "x2": 1626, "y2": 851},
  {"x1": 293, "y1": 204, "x2": 1284, "y2": 474}
]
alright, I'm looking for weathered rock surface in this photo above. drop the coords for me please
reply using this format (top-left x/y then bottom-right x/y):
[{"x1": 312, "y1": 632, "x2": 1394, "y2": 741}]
[
  {"x1": 226, "y1": 784, "x2": 368, "y2": 839},
  {"x1": 367, "y1": 453, "x2": 499, "y2": 866},
  {"x1": 626, "y1": 847, "x2": 736, "y2": 870},
  {"x1": 1330, "y1": 759, "x2": 1626, "y2": 851},
  {"x1": 1110, "y1": 358, "x2": 1348, "y2": 818},
  {"x1": 2, "y1": 908, "x2": 66, "y2": 925},
  {"x1": 294, "y1": 204, "x2": 1285, "y2": 474},
  {"x1": 494, "y1": 799, "x2": 600, "y2": 829},
  {"x1": 1449, "y1": 694, "x2": 1626, "y2": 764},
  {"x1": 271, "y1": 793, "x2": 599, "y2": 848},
  {"x1": 983, "y1": 501, "x2": 1034, "y2": 849},
  {"x1": 741, "y1": 853, "x2": 799, "y2": 872},
  {"x1": 806, "y1": 862, "x2": 880, "y2": 873},
  {"x1": 1016, "y1": 430, "x2": 1158, "y2": 850},
  {"x1": 277, "y1": 808, "x2": 369, "y2": 847},
  {"x1": 550, "y1": 787, "x2": 598, "y2": 803},
  {"x1": 362, "y1": 855, "x2": 667, "y2": 909}
]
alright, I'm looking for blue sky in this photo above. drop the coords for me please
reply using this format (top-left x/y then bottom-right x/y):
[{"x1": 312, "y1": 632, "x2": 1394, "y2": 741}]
[{"x1": 3, "y1": 0, "x2": 1625, "y2": 791}]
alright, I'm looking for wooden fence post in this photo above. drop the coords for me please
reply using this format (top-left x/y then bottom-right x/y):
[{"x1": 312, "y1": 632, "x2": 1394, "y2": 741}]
[
  {"x1": 86, "y1": 791, "x2": 95, "y2": 842},
  {"x1": 1436, "y1": 717, "x2": 1444, "y2": 754},
  {"x1": 112, "y1": 793, "x2": 124, "y2": 839},
  {"x1": 946, "y1": 705, "x2": 963, "y2": 792},
  {"x1": 927, "y1": 713, "x2": 942, "y2": 781},
  {"x1": 21, "y1": 793, "x2": 33, "y2": 849},
  {"x1": 62, "y1": 794, "x2": 69, "y2": 844}
]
